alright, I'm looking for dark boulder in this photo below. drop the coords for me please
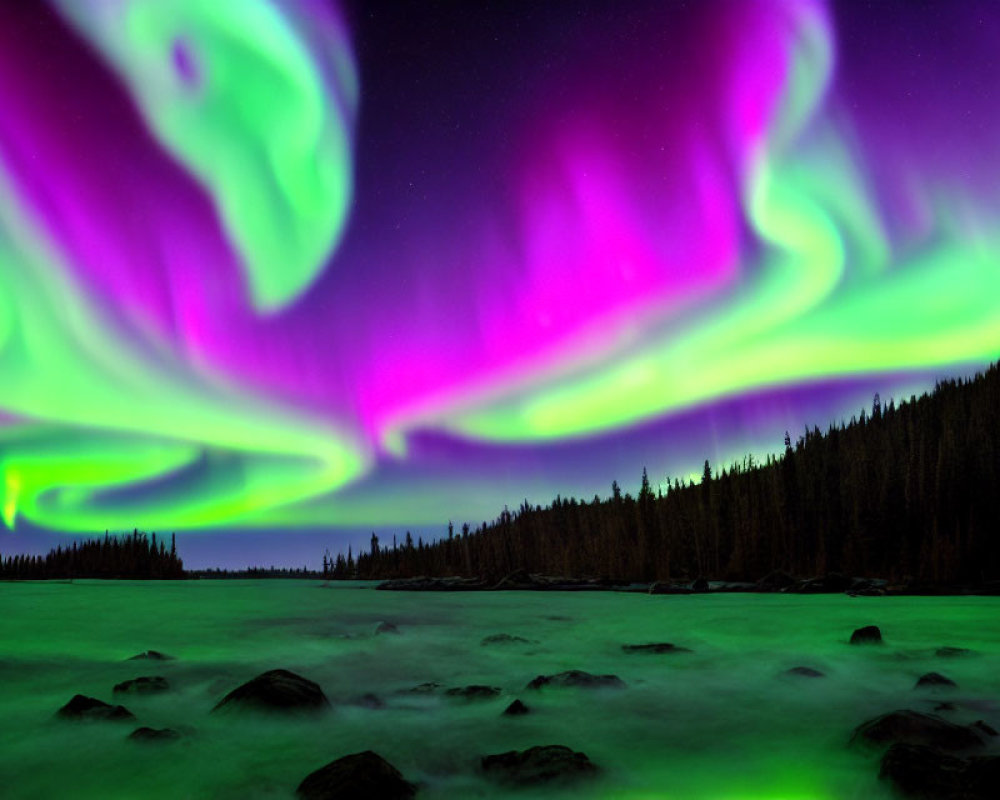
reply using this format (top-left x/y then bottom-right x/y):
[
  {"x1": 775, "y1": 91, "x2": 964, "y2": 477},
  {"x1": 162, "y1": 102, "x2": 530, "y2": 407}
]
[
  {"x1": 128, "y1": 726, "x2": 181, "y2": 742},
  {"x1": 850, "y1": 625, "x2": 883, "y2": 644},
  {"x1": 879, "y1": 742, "x2": 970, "y2": 798},
  {"x1": 526, "y1": 670, "x2": 625, "y2": 690},
  {"x1": 127, "y1": 650, "x2": 173, "y2": 661},
  {"x1": 621, "y1": 643, "x2": 692, "y2": 654},
  {"x1": 481, "y1": 634, "x2": 533, "y2": 646},
  {"x1": 296, "y1": 751, "x2": 416, "y2": 800},
  {"x1": 57, "y1": 694, "x2": 135, "y2": 722},
  {"x1": 375, "y1": 622, "x2": 401, "y2": 635},
  {"x1": 756, "y1": 570, "x2": 797, "y2": 592},
  {"x1": 880, "y1": 743, "x2": 1000, "y2": 800},
  {"x1": 503, "y1": 699, "x2": 530, "y2": 716},
  {"x1": 852, "y1": 710, "x2": 987, "y2": 752},
  {"x1": 784, "y1": 666, "x2": 825, "y2": 678},
  {"x1": 481, "y1": 745, "x2": 597, "y2": 786},
  {"x1": 690, "y1": 577, "x2": 710, "y2": 593},
  {"x1": 444, "y1": 685, "x2": 501, "y2": 700},
  {"x1": 936, "y1": 647, "x2": 972, "y2": 658},
  {"x1": 916, "y1": 672, "x2": 957, "y2": 690},
  {"x1": 492, "y1": 569, "x2": 534, "y2": 589},
  {"x1": 212, "y1": 669, "x2": 329, "y2": 714},
  {"x1": 113, "y1": 676, "x2": 170, "y2": 695}
]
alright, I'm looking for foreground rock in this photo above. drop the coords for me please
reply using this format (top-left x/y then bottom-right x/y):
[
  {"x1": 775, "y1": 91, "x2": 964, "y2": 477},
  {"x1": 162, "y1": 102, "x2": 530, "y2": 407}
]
[
  {"x1": 852, "y1": 710, "x2": 988, "y2": 752},
  {"x1": 128, "y1": 726, "x2": 181, "y2": 742},
  {"x1": 526, "y1": 670, "x2": 625, "y2": 690},
  {"x1": 850, "y1": 625, "x2": 883, "y2": 645},
  {"x1": 375, "y1": 622, "x2": 401, "y2": 635},
  {"x1": 127, "y1": 650, "x2": 174, "y2": 661},
  {"x1": 622, "y1": 643, "x2": 691, "y2": 654},
  {"x1": 114, "y1": 676, "x2": 170, "y2": 695},
  {"x1": 296, "y1": 751, "x2": 416, "y2": 799},
  {"x1": 481, "y1": 745, "x2": 597, "y2": 786},
  {"x1": 916, "y1": 672, "x2": 957, "y2": 690},
  {"x1": 444, "y1": 685, "x2": 501, "y2": 700},
  {"x1": 213, "y1": 669, "x2": 330, "y2": 713},
  {"x1": 503, "y1": 699, "x2": 530, "y2": 716},
  {"x1": 880, "y1": 742, "x2": 1000, "y2": 799},
  {"x1": 57, "y1": 695, "x2": 135, "y2": 722}
]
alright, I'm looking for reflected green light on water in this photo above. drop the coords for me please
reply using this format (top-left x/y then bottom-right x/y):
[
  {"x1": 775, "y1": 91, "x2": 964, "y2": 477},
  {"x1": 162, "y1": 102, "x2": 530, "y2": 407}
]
[{"x1": 0, "y1": 582, "x2": 997, "y2": 798}]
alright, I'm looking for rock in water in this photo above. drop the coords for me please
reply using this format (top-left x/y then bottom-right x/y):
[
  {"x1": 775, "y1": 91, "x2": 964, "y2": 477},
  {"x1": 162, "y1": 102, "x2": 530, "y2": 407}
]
[
  {"x1": 879, "y1": 742, "x2": 970, "y2": 798},
  {"x1": 481, "y1": 745, "x2": 597, "y2": 786},
  {"x1": 480, "y1": 634, "x2": 533, "y2": 646},
  {"x1": 880, "y1": 743, "x2": 1000, "y2": 799},
  {"x1": 784, "y1": 666, "x2": 825, "y2": 678},
  {"x1": 212, "y1": 669, "x2": 330, "y2": 713},
  {"x1": 296, "y1": 751, "x2": 416, "y2": 799},
  {"x1": 56, "y1": 694, "x2": 135, "y2": 722},
  {"x1": 444, "y1": 685, "x2": 501, "y2": 700},
  {"x1": 622, "y1": 643, "x2": 692, "y2": 654},
  {"x1": 936, "y1": 646, "x2": 972, "y2": 658},
  {"x1": 128, "y1": 727, "x2": 181, "y2": 743},
  {"x1": 127, "y1": 650, "x2": 174, "y2": 661},
  {"x1": 503, "y1": 699, "x2": 530, "y2": 716},
  {"x1": 526, "y1": 670, "x2": 625, "y2": 690},
  {"x1": 375, "y1": 622, "x2": 401, "y2": 635},
  {"x1": 114, "y1": 676, "x2": 170, "y2": 695},
  {"x1": 915, "y1": 672, "x2": 958, "y2": 689},
  {"x1": 852, "y1": 710, "x2": 987, "y2": 751},
  {"x1": 850, "y1": 625, "x2": 883, "y2": 644}
]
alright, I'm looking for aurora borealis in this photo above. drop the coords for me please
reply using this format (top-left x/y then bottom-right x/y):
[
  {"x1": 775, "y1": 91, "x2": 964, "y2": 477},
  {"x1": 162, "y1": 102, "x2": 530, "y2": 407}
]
[{"x1": 0, "y1": 1, "x2": 998, "y2": 551}]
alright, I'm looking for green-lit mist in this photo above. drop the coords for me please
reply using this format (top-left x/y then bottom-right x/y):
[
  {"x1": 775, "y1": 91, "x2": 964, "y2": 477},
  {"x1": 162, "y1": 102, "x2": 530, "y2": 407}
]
[{"x1": 1, "y1": 582, "x2": 997, "y2": 798}]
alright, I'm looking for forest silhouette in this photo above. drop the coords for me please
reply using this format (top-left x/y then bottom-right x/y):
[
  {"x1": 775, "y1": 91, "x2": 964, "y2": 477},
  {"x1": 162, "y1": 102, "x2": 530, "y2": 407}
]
[{"x1": 328, "y1": 364, "x2": 1000, "y2": 586}]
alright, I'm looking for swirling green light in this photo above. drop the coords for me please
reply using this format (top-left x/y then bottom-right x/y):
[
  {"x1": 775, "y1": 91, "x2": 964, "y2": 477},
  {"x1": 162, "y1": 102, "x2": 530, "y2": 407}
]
[{"x1": 54, "y1": 0, "x2": 356, "y2": 311}]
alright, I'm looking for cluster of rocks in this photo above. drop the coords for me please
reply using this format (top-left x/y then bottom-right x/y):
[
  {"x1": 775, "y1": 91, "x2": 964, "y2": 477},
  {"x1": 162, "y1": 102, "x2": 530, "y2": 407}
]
[
  {"x1": 840, "y1": 625, "x2": 1000, "y2": 798},
  {"x1": 52, "y1": 623, "x2": 998, "y2": 798},
  {"x1": 55, "y1": 650, "x2": 180, "y2": 742},
  {"x1": 54, "y1": 643, "x2": 615, "y2": 797}
]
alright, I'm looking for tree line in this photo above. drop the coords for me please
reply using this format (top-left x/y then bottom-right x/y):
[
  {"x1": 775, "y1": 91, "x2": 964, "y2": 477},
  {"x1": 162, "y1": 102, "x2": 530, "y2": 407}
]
[
  {"x1": 0, "y1": 530, "x2": 184, "y2": 580},
  {"x1": 327, "y1": 363, "x2": 1000, "y2": 585}
]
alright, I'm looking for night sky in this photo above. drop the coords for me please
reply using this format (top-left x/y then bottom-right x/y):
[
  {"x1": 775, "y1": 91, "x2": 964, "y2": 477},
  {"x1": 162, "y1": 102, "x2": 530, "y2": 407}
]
[{"x1": 0, "y1": 1, "x2": 998, "y2": 568}]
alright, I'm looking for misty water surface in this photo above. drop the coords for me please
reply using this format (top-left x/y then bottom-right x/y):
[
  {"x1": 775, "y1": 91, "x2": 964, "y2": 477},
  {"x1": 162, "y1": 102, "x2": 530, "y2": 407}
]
[{"x1": 1, "y1": 581, "x2": 998, "y2": 798}]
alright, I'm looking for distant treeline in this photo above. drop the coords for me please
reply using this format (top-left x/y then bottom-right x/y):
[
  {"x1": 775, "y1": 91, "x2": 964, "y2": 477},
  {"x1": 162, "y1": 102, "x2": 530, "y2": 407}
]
[
  {"x1": 0, "y1": 530, "x2": 184, "y2": 580},
  {"x1": 328, "y1": 364, "x2": 1000, "y2": 585},
  {"x1": 189, "y1": 566, "x2": 321, "y2": 579}
]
